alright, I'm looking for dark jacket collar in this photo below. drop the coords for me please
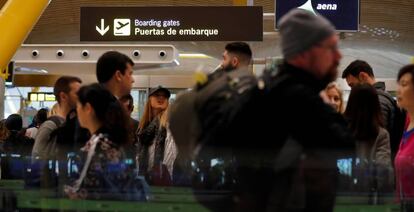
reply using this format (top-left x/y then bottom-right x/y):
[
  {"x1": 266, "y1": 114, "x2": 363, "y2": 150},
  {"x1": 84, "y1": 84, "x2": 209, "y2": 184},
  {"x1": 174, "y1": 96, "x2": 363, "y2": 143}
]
[
  {"x1": 279, "y1": 62, "x2": 328, "y2": 92},
  {"x1": 373, "y1": 81, "x2": 386, "y2": 91}
]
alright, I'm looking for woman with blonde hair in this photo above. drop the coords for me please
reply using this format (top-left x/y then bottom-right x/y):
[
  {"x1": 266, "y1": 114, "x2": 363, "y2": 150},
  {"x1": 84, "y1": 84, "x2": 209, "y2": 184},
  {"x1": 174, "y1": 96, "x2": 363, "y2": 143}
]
[
  {"x1": 136, "y1": 86, "x2": 177, "y2": 185},
  {"x1": 324, "y1": 82, "x2": 345, "y2": 113}
]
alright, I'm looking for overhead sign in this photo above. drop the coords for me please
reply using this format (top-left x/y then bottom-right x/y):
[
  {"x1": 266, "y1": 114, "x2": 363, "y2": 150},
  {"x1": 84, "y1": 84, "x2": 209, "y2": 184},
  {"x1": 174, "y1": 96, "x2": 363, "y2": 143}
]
[
  {"x1": 28, "y1": 92, "x2": 56, "y2": 102},
  {"x1": 1, "y1": 61, "x2": 14, "y2": 85},
  {"x1": 275, "y1": 0, "x2": 359, "y2": 31},
  {"x1": 80, "y1": 7, "x2": 263, "y2": 41}
]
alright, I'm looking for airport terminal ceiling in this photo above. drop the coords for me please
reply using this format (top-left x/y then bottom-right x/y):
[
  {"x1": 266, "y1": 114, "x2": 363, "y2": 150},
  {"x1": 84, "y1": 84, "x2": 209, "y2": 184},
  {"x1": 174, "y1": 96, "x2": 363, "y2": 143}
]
[{"x1": 1, "y1": 0, "x2": 413, "y2": 79}]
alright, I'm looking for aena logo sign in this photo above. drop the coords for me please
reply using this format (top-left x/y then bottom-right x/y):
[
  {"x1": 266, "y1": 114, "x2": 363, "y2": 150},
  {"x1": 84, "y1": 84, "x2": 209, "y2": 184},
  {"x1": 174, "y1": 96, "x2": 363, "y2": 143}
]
[
  {"x1": 298, "y1": 0, "x2": 338, "y2": 14},
  {"x1": 316, "y1": 4, "x2": 337, "y2": 11}
]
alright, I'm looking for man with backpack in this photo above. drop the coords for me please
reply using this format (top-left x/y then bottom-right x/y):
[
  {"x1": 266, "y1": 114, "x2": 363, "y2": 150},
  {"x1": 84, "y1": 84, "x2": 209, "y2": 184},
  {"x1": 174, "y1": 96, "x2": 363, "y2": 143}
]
[
  {"x1": 30, "y1": 76, "x2": 88, "y2": 189},
  {"x1": 207, "y1": 42, "x2": 253, "y2": 81},
  {"x1": 32, "y1": 76, "x2": 82, "y2": 159},
  {"x1": 171, "y1": 9, "x2": 355, "y2": 212},
  {"x1": 220, "y1": 42, "x2": 252, "y2": 72},
  {"x1": 168, "y1": 42, "x2": 253, "y2": 186},
  {"x1": 248, "y1": 9, "x2": 355, "y2": 211},
  {"x1": 342, "y1": 60, "x2": 405, "y2": 161}
]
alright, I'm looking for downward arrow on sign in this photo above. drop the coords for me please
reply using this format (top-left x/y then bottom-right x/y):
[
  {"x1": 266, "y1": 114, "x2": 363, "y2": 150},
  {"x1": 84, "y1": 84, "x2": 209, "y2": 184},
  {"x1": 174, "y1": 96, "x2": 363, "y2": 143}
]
[{"x1": 96, "y1": 19, "x2": 109, "y2": 36}]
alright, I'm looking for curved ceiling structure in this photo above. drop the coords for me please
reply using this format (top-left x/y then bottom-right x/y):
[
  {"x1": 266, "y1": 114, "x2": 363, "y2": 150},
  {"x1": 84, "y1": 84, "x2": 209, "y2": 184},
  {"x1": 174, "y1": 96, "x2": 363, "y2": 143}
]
[{"x1": 1, "y1": 0, "x2": 413, "y2": 79}]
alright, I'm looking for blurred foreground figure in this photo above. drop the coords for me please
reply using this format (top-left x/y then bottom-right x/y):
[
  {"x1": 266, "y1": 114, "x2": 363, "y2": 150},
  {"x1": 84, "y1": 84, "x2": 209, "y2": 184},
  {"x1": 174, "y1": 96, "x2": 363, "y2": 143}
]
[
  {"x1": 170, "y1": 9, "x2": 355, "y2": 212},
  {"x1": 395, "y1": 64, "x2": 414, "y2": 211}
]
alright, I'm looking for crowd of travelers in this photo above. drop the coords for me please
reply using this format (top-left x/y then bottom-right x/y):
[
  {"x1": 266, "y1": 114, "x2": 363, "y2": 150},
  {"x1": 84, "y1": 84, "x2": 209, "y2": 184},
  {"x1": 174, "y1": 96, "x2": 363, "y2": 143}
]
[{"x1": 1, "y1": 8, "x2": 414, "y2": 212}]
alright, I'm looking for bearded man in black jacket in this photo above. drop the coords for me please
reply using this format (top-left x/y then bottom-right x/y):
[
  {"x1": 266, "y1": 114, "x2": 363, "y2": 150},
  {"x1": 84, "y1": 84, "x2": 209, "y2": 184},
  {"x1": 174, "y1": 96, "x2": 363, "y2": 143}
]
[
  {"x1": 224, "y1": 9, "x2": 356, "y2": 212},
  {"x1": 254, "y1": 9, "x2": 356, "y2": 212},
  {"x1": 170, "y1": 8, "x2": 356, "y2": 212}
]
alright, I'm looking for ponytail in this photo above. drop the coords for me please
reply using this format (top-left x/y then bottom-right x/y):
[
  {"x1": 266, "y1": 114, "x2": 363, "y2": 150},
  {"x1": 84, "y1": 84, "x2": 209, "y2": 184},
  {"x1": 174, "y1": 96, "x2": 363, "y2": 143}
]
[{"x1": 77, "y1": 83, "x2": 131, "y2": 146}]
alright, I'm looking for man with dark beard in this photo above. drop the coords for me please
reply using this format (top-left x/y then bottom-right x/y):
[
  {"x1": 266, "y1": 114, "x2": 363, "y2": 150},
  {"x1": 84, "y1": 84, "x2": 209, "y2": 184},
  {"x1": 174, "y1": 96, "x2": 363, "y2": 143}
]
[
  {"x1": 205, "y1": 42, "x2": 252, "y2": 82},
  {"x1": 222, "y1": 9, "x2": 355, "y2": 211},
  {"x1": 220, "y1": 42, "x2": 252, "y2": 72},
  {"x1": 254, "y1": 9, "x2": 355, "y2": 211},
  {"x1": 171, "y1": 10, "x2": 354, "y2": 212}
]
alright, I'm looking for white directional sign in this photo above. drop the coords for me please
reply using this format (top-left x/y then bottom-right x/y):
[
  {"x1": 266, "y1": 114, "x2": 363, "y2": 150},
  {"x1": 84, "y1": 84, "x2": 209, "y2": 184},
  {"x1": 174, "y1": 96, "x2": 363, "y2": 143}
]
[
  {"x1": 96, "y1": 19, "x2": 109, "y2": 36},
  {"x1": 114, "y1": 19, "x2": 131, "y2": 36}
]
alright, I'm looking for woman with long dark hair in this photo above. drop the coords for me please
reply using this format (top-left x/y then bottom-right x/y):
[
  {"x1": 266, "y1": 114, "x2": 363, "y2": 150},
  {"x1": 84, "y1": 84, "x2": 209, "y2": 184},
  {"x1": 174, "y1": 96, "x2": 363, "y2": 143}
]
[
  {"x1": 64, "y1": 83, "x2": 147, "y2": 200},
  {"x1": 344, "y1": 83, "x2": 393, "y2": 196}
]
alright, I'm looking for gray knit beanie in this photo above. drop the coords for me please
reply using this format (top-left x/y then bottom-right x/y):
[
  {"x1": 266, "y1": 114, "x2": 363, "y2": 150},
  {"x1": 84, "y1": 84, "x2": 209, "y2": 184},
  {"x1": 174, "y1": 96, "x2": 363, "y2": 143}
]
[{"x1": 278, "y1": 9, "x2": 336, "y2": 60}]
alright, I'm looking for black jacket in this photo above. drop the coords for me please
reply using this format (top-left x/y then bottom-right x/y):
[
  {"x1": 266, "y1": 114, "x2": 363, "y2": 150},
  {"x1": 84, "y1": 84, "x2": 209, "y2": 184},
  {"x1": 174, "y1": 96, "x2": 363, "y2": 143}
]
[
  {"x1": 269, "y1": 63, "x2": 354, "y2": 150},
  {"x1": 261, "y1": 62, "x2": 355, "y2": 212},
  {"x1": 374, "y1": 82, "x2": 394, "y2": 132},
  {"x1": 374, "y1": 81, "x2": 403, "y2": 160},
  {"x1": 194, "y1": 62, "x2": 355, "y2": 212}
]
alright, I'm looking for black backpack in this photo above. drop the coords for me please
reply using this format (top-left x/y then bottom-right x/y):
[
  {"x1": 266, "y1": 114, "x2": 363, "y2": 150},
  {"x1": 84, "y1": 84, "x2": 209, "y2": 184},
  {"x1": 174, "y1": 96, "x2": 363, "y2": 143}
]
[
  {"x1": 194, "y1": 68, "x2": 259, "y2": 147},
  {"x1": 48, "y1": 110, "x2": 89, "y2": 159},
  {"x1": 170, "y1": 65, "x2": 284, "y2": 165},
  {"x1": 173, "y1": 62, "x2": 309, "y2": 210},
  {"x1": 169, "y1": 68, "x2": 259, "y2": 187}
]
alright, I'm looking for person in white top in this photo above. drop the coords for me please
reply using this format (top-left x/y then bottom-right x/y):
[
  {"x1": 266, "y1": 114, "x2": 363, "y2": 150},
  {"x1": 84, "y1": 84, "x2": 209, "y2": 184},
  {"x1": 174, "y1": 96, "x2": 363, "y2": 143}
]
[{"x1": 25, "y1": 108, "x2": 48, "y2": 139}]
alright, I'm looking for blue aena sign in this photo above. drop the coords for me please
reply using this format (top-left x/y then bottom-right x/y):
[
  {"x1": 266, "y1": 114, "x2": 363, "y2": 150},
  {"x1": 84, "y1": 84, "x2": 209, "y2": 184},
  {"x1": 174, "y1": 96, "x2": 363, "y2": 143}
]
[{"x1": 275, "y1": 0, "x2": 359, "y2": 31}]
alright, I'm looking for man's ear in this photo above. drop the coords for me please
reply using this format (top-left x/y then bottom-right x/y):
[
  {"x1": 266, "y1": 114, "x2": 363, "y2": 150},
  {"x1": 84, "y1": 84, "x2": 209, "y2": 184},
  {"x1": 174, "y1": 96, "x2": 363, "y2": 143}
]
[
  {"x1": 114, "y1": 70, "x2": 123, "y2": 82},
  {"x1": 358, "y1": 72, "x2": 370, "y2": 82},
  {"x1": 85, "y1": 102, "x2": 93, "y2": 113},
  {"x1": 231, "y1": 57, "x2": 239, "y2": 67},
  {"x1": 59, "y1": 92, "x2": 68, "y2": 103}
]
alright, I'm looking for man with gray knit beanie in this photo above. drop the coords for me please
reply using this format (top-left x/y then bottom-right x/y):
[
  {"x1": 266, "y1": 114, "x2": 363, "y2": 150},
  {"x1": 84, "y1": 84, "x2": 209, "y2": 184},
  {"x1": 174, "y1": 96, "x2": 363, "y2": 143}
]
[
  {"x1": 260, "y1": 9, "x2": 355, "y2": 212},
  {"x1": 278, "y1": 8, "x2": 340, "y2": 84}
]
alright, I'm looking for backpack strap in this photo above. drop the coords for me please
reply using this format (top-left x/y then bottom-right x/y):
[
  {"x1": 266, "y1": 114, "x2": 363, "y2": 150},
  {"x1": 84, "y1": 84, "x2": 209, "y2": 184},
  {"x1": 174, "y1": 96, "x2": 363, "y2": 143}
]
[
  {"x1": 48, "y1": 116, "x2": 64, "y2": 128},
  {"x1": 48, "y1": 116, "x2": 65, "y2": 137}
]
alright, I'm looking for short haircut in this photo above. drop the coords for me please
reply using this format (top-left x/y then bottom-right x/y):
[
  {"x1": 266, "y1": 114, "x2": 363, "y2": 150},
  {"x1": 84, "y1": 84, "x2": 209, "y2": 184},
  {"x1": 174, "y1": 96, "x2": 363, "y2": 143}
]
[
  {"x1": 342, "y1": 60, "x2": 374, "y2": 78},
  {"x1": 397, "y1": 64, "x2": 414, "y2": 84},
  {"x1": 119, "y1": 93, "x2": 134, "y2": 111},
  {"x1": 96, "y1": 51, "x2": 134, "y2": 84},
  {"x1": 54, "y1": 76, "x2": 82, "y2": 103},
  {"x1": 225, "y1": 42, "x2": 252, "y2": 63},
  {"x1": 36, "y1": 108, "x2": 48, "y2": 125}
]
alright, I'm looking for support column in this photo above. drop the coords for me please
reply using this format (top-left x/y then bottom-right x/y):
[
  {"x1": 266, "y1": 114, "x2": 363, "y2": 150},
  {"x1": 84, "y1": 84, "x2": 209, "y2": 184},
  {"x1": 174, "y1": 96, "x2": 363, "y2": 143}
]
[
  {"x1": 0, "y1": 78, "x2": 4, "y2": 119},
  {"x1": 0, "y1": 0, "x2": 51, "y2": 70}
]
